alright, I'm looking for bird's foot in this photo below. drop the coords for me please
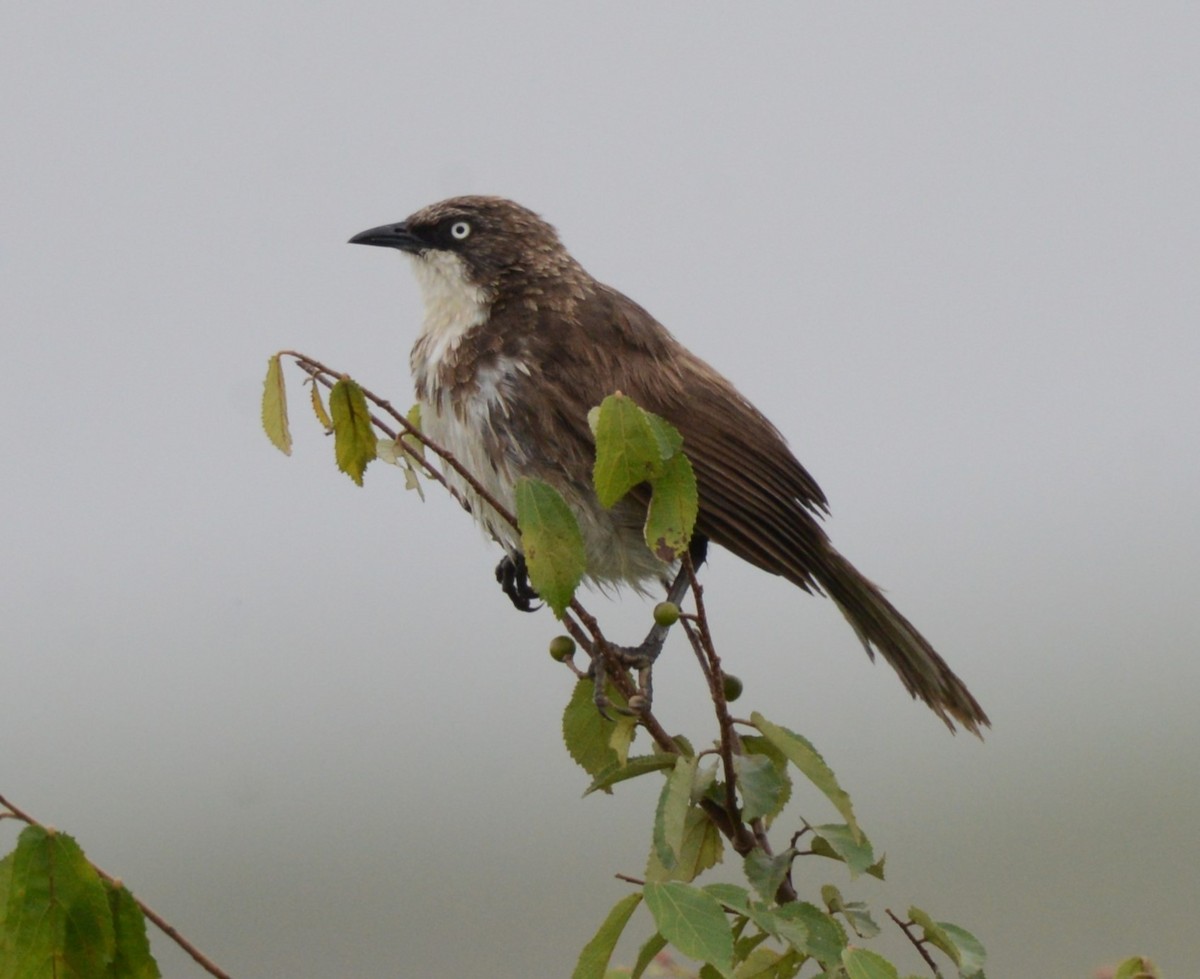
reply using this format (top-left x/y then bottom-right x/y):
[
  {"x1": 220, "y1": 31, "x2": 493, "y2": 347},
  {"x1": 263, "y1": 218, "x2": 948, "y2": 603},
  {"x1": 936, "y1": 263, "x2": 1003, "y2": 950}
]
[
  {"x1": 589, "y1": 650, "x2": 655, "y2": 719},
  {"x1": 495, "y1": 553, "x2": 541, "y2": 612}
]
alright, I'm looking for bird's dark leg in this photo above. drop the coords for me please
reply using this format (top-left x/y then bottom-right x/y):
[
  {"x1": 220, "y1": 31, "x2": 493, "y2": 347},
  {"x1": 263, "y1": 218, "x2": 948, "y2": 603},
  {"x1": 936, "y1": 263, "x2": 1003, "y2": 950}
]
[
  {"x1": 613, "y1": 534, "x2": 709, "y2": 672},
  {"x1": 494, "y1": 552, "x2": 541, "y2": 612}
]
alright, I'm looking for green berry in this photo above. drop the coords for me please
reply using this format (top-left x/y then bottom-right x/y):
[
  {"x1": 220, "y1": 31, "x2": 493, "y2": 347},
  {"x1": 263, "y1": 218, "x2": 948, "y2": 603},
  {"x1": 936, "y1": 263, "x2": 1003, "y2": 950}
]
[
  {"x1": 722, "y1": 674, "x2": 744, "y2": 702},
  {"x1": 653, "y1": 601, "x2": 681, "y2": 627},
  {"x1": 549, "y1": 635, "x2": 576, "y2": 662}
]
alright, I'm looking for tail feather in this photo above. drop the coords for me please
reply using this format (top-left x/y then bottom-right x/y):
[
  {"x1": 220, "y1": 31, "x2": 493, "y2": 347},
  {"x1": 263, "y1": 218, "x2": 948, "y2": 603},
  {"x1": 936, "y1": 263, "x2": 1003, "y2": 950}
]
[{"x1": 819, "y1": 550, "x2": 989, "y2": 736}]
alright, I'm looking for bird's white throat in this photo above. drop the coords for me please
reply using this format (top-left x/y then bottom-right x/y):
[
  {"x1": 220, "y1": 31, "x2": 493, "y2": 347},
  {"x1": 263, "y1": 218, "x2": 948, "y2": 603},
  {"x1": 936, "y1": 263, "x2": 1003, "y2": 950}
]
[{"x1": 408, "y1": 250, "x2": 490, "y2": 381}]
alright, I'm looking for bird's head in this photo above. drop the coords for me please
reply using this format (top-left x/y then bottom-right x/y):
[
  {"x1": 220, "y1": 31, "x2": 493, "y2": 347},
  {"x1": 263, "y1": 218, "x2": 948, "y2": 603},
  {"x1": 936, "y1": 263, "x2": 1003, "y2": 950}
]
[{"x1": 350, "y1": 196, "x2": 582, "y2": 303}]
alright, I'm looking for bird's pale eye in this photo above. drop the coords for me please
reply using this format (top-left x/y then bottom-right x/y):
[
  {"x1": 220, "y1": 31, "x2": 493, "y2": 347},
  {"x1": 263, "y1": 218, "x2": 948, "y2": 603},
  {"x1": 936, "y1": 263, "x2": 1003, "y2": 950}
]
[{"x1": 450, "y1": 220, "x2": 472, "y2": 241}]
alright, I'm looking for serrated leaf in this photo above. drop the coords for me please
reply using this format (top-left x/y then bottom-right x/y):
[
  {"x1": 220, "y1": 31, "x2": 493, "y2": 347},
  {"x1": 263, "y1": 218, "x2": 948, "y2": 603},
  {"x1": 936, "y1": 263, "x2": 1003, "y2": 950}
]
[
  {"x1": 105, "y1": 880, "x2": 162, "y2": 978},
  {"x1": 2, "y1": 825, "x2": 115, "y2": 979},
  {"x1": 772, "y1": 902, "x2": 846, "y2": 968},
  {"x1": 593, "y1": 394, "x2": 666, "y2": 508},
  {"x1": 572, "y1": 892, "x2": 643, "y2": 979},
  {"x1": 329, "y1": 378, "x2": 377, "y2": 485},
  {"x1": 654, "y1": 756, "x2": 698, "y2": 871},
  {"x1": 643, "y1": 882, "x2": 734, "y2": 977},
  {"x1": 309, "y1": 380, "x2": 332, "y2": 431},
  {"x1": 584, "y1": 754, "x2": 677, "y2": 796},
  {"x1": 515, "y1": 477, "x2": 586, "y2": 618},
  {"x1": 646, "y1": 807, "x2": 723, "y2": 884},
  {"x1": 751, "y1": 713, "x2": 860, "y2": 843},
  {"x1": 563, "y1": 678, "x2": 628, "y2": 779},
  {"x1": 743, "y1": 848, "x2": 792, "y2": 903},
  {"x1": 842, "y1": 946, "x2": 899, "y2": 979},
  {"x1": 739, "y1": 736, "x2": 792, "y2": 823},
  {"x1": 261, "y1": 354, "x2": 292, "y2": 455},
  {"x1": 938, "y1": 922, "x2": 986, "y2": 977},
  {"x1": 810, "y1": 824, "x2": 875, "y2": 878},
  {"x1": 645, "y1": 452, "x2": 698, "y2": 562},
  {"x1": 644, "y1": 411, "x2": 685, "y2": 461},
  {"x1": 907, "y1": 907, "x2": 958, "y2": 966},
  {"x1": 733, "y1": 753, "x2": 788, "y2": 824}
]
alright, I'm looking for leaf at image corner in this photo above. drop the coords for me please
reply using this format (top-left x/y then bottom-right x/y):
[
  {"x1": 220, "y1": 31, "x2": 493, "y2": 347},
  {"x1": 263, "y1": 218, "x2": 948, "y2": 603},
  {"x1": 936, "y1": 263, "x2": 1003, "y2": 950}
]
[
  {"x1": 261, "y1": 354, "x2": 292, "y2": 455},
  {"x1": 106, "y1": 880, "x2": 162, "y2": 979},
  {"x1": 571, "y1": 891, "x2": 643, "y2": 979},
  {"x1": 329, "y1": 378, "x2": 377, "y2": 485}
]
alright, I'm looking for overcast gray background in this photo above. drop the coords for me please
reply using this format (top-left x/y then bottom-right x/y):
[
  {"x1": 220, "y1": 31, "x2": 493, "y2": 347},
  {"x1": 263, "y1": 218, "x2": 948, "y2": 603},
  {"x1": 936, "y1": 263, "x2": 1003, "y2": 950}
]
[{"x1": 3, "y1": 5, "x2": 1197, "y2": 977}]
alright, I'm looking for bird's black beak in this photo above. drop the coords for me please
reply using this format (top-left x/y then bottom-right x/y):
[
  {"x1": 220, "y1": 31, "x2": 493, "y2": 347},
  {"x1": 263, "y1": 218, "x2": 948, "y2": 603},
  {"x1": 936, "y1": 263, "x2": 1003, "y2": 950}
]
[{"x1": 348, "y1": 221, "x2": 424, "y2": 253}]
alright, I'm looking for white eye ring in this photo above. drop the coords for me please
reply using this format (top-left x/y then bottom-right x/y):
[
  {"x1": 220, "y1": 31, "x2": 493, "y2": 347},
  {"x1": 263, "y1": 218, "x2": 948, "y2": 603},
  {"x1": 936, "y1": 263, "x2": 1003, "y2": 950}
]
[{"x1": 450, "y1": 221, "x2": 471, "y2": 240}]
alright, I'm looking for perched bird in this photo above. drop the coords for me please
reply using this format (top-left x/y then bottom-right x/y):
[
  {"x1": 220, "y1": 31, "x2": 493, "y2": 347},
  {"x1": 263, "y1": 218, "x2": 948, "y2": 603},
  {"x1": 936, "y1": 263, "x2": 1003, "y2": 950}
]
[{"x1": 350, "y1": 196, "x2": 988, "y2": 734}]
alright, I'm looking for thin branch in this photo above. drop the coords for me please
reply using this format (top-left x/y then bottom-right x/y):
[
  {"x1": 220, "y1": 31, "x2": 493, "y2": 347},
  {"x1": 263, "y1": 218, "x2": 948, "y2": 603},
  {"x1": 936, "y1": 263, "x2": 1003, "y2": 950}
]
[{"x1": 0, "y1": 794, "x2": 232, "y2": 979}]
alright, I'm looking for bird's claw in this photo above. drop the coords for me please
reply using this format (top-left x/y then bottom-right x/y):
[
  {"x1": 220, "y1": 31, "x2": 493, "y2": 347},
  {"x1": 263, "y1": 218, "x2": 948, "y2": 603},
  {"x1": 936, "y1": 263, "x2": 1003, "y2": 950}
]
[{"x1": 495, "y1": 553, "x2": 541, "y2": 612}]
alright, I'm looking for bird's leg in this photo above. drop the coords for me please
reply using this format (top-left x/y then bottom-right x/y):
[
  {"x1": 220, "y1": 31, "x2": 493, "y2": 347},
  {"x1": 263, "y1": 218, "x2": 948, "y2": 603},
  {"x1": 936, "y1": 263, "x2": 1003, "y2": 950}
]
[
  {"x1": 612, "y1": 534, "x2": 709, "y2": 676},
  {"x1": 494, "y1": 552, "x2": 541, "y2": 612}
]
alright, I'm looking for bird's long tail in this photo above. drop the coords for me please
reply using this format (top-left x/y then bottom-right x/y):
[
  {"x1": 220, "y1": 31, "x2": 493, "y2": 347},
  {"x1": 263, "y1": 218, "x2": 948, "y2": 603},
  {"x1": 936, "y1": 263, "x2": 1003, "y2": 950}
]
[{"x1": 819, "y1": 550, "x2": 989, "y2": 736}]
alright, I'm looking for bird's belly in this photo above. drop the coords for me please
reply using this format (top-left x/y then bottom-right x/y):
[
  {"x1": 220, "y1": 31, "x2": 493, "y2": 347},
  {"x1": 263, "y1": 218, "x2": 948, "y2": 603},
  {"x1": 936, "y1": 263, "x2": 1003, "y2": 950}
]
[{"x1": 420, "y1": 397, "x2": 668, "y2": 592}]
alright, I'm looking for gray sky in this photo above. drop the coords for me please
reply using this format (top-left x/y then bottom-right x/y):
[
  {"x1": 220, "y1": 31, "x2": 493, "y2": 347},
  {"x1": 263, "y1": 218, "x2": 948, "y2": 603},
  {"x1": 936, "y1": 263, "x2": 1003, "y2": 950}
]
[{"x1": 3, "y1": 5, "x2": 1197, "y2": 976}]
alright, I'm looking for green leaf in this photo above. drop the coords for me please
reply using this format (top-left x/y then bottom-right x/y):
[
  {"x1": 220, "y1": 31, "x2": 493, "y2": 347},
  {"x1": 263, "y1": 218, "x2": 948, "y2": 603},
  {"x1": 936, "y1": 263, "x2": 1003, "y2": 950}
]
[
  {"x1": 643, "y1": 411, "x2": 685, "y2": 461},
  {"x1": 742, "y1": 849, "x2": 792, "y2": 903},
  {"x1": 702, "y1": 884, "x2": 752, "y2": 916},
  {"x1": 750, "y1": 713, "x2": 861, "y2": 843},
  {"x1": 820, "y1": 885, "x2": 879, "y2": 940},
  {"x1": 261, "y1": 354, "x2": 292, "y2": 455},
  {"x1": 733, "y1": 754, "x2": 788, "y2": 824},
  {"x1": 631, "y1": 932, "x2": 667, "y2": 979},
  {"x1": 739, "y1": 736, "x2": 792, "y2": 823},
  {"x1": 1, "y1": 825, "x2": 115, "y2": 979},
  {"x1": 772, "y1": 902, "x2": 846, "y2": 969},
  {"x1": 810, "y1": 824, "x2": 875, "y2": 878},
  {"x1": 842, "y1": 946, "x2": 899, "y2": 979},
  {"x1": 329, "y1": 378, "x2": 377, "y2": 485},
  {"x1": 0, "y1": 851, "x2": 13, "y2": 965},
  {"x1": 643, "y1": 882, "x2": 734, "y2": 977},
  {"x1": 584, "y1": 754, "x2": 677, "y2": 796},
  {"x1": 515, "y1": 477, "x2": 586, "y2": 617},
  {"x1": 907, "y1": 907, "x2": 960, "y2": 967},
  {"x1": 104, "y1": 880, "x2": 161, "y2": 979},
  {"x1": 593, "y1": 394, "x2": 666, "y2": 507},
  {"x1": 646, "y1": 807, "x2": 723, "y2": 884},
  {"x1": 654, "y1": 756, "x2": 698, "y2": 871},
  {"x1": 938, "y1": 922, "x2": 986, "y2": 978},
  {"x1": 1113, "y1": 956, "x2": 1159, "y2": 979},
  {"x1": 609, "y1": 713, "x2": 639, "y2": 767},
  {"x1": 645, "y1": 452, "x2": 698, "y2": 562},
  {"x1": 563, "y1": 678, "x2": 627, "y2": 779},
  {"x1": 571, "y1": 892, "x2": 643, "y2": 979}
]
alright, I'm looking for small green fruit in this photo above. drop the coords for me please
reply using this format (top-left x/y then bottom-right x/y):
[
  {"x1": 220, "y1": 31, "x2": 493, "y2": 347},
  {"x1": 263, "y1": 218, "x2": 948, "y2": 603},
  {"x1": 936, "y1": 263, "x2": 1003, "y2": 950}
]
[
  {"x1": 653, "y1": 601, "x2": 681, "y2": 627},
  {"x1": 549, "y1": 635, "x2": 576, "y2": 662},
  {"x1": 722, "y1": 674, "x2": 744, "y2": 702}
]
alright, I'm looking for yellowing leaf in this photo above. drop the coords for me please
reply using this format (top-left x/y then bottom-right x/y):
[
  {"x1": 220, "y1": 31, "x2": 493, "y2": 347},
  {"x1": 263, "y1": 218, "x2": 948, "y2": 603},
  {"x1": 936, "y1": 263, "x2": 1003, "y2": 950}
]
[
  {"x1": 645, "y1": 452, "x2": 698, "y2": 562},
  {"x1": 309, "y1": 380, "x2": 332, "y2": 431},
  {"x1": 329, "y1": 378, "x2": 377, "y2": 486},
  {"x1": 2, "y1": 826, "x2": 115, "y2": 978},
  {"x1": 261, "y1": 354, "x2": 292, "y2": 455},
  {"x1": 515, "y1": 477, "x2": 586, "y2": 618}
]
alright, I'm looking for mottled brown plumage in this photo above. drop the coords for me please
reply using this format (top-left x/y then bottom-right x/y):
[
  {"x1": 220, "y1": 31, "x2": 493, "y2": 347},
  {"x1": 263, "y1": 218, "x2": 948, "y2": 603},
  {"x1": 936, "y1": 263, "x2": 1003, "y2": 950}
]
[{"x1": 350, "y1": 196, "x2": 989, "y2": 734}]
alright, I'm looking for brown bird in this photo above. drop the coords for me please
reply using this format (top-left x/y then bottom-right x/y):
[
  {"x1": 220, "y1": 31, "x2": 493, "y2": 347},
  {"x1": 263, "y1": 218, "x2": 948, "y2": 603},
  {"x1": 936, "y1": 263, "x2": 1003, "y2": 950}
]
[{"x1": 350, "y1": 196, "x2": 988, "y2": 734}]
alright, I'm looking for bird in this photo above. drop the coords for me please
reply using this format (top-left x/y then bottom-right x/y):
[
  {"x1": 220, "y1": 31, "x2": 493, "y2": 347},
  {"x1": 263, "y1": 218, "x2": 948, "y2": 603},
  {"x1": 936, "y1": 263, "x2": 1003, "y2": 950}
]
[{"x1": 349, "y1": 196, "x2": 988, "y2": 734}]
